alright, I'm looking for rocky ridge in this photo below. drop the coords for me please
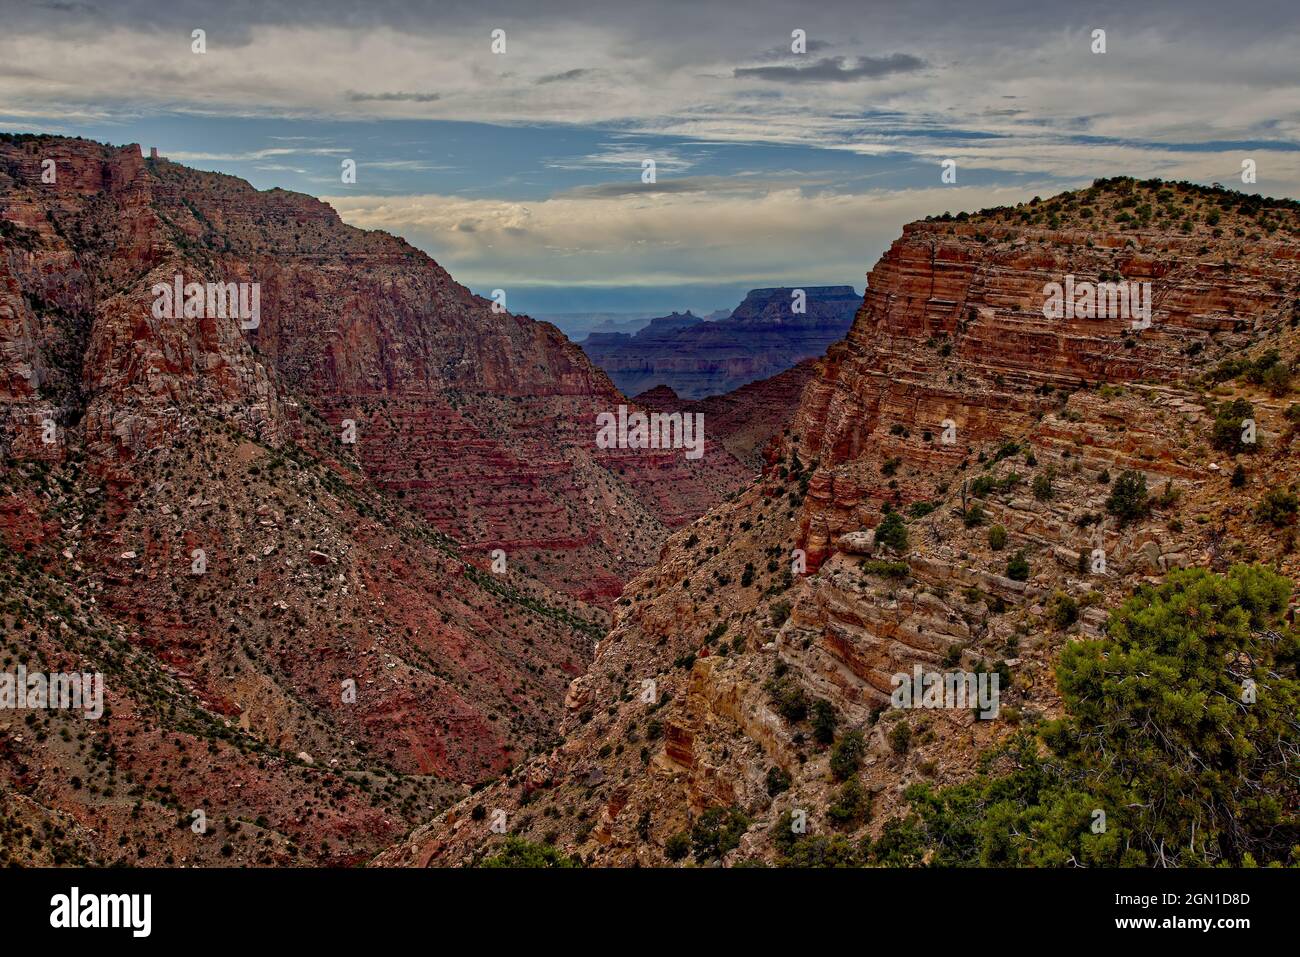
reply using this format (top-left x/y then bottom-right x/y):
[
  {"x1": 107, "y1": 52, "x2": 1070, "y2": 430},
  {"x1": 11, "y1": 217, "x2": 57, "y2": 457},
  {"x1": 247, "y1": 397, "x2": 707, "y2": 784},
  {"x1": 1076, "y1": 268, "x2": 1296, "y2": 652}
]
[
  {"x1": 0, "y1": 134, "x2": 785, "y2": 865},
  {"x1": 378, "y1": 178, "x2": 1300, "y2": 867}
]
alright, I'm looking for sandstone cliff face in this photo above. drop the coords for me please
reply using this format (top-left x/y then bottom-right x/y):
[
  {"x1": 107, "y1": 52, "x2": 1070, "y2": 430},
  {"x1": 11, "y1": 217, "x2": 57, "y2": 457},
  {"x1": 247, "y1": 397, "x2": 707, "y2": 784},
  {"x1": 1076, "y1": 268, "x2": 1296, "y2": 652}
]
[
  {"x1": 379, "y1": 179, "x2": 1300, "y2": 868},
  {"x1": 0, "y1": 134, "x2": 768, "y2": 866},
  {"x1": 793, "y1": 215, "x2": 1288, "y2": 568},
  {"x1": 0, "y1": 136, "x2": 605, "y2": 864},
  {"x1": 2, "y1": 138, "x2": 756, "y2": 606},
  {"x1": 581, "y1": 287, "x2": 858, "y2": 399}
]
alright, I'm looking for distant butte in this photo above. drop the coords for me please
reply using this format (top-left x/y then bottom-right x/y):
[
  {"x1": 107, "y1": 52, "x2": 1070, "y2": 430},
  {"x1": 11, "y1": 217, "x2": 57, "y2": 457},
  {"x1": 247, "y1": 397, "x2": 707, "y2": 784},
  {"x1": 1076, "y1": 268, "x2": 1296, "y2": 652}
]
[{"x1": 580, "y1": 286, "x2": 859, "y2": 399}]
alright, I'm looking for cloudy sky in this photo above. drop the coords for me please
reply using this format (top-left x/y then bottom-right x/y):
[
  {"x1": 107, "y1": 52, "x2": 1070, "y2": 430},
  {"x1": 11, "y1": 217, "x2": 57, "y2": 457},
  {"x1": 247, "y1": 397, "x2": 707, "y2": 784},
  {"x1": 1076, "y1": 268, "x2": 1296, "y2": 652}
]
[{"x1": 3, "y1": 0, "x2": 1299, "y2": 315}]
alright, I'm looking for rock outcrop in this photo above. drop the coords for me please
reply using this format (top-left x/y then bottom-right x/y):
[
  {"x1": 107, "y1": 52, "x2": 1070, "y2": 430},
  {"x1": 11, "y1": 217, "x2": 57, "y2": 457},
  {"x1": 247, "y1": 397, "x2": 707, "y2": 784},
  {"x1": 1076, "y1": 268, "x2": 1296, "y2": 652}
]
[
  {"x1": 378, "y1": 178, "x2": 1300, "y2": 868},
  {"x1": 0, "y1": 134, "x2": 777, "y2": 865}
]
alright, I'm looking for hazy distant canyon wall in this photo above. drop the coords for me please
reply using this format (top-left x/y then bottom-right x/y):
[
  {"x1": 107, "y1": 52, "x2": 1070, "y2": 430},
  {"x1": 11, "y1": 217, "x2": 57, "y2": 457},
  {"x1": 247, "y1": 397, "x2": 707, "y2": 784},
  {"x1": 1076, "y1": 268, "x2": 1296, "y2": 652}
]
[{"x1": 580, "y1": 286, "x2": 859, "y2": 399}]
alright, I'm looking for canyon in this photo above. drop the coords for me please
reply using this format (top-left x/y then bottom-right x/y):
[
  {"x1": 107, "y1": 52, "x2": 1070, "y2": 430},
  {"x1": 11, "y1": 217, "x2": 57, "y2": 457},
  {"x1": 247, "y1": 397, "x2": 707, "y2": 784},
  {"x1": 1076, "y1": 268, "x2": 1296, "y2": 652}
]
[
  {"x1": 580, "y1": 286, "x2": 859, "y2": 399},
  {"x1": 3, "y1": 139, "x2": 1296, "y2": 867},
  {"x1": 379, "y1": 178, "x2": 1300, "y2": 867},
  {"x1": 0, "y1": 135, "x2": 799, "y2": 864}
]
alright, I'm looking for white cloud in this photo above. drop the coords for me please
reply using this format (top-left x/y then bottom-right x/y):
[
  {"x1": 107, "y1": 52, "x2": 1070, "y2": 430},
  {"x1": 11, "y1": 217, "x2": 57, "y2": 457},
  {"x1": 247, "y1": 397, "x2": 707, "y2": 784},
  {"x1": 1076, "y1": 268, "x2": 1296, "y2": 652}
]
[
  {"x1": 543, "y1": 146, "x2": 697, "y2": 173},
  {"x1": 167, "y1": 146, "x2": 349, "y2": 162},
  {"x1": 1, "y1": 17, "x2": 1296, "y2": 181},
  {"x1": 322, "y1": 184, "x2": 1045, "y2": 289}
]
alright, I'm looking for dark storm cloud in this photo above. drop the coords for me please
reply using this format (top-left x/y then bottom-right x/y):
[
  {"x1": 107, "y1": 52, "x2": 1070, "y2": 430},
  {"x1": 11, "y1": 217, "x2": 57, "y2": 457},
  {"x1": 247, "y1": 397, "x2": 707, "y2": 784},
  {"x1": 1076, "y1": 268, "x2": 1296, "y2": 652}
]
[
  {"x1": 10, "y1": 0, "x2": 1300, "y2": 37},
  {"x1": 36, "y1": 1, "x2": 97, "y2": 12},
  {"x1": 537, "y1": 69, "x2": 590, "y2": 84},
  {"x1": 754, "y1": 38, "x2": 833, "y2": 59},
  {"x1": 735, "y1": 54, "x2": 924, "y2": 83},
  {"x1": 347, "y1": 91, "x2": 441, "y2": 102}
]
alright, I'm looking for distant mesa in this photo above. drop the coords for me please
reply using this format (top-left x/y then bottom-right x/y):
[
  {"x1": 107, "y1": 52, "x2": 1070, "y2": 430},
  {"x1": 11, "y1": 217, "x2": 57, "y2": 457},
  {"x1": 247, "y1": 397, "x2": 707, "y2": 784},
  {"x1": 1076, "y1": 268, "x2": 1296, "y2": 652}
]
[
  {"x1": 580, "y1": 286, "x2": 860, "y2": 399},
  {"x1": 584, "y1": 310, "x2": 701, "y2": 347},
  {"x1": 536, "y1": 311, "x2": 657, "y2": 339}
]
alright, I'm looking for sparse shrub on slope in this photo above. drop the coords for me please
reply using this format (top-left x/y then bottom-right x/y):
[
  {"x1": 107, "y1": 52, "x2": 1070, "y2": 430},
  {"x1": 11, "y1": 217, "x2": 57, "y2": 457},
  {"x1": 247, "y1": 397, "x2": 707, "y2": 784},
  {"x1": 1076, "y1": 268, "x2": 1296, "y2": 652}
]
[
  {"x1": 1105, "y1": 470, "x2": 1150, "y2": 526},
  {"x1": 875, "y1": 511, "x2": 909, "y2": 553},
  {"x1": 690, "y1": 806, "x2": 750, "y2": 863},
  {"x1": 830, "y1": 730, "x2": 866, "y2": 780},
  {"x1": 478, "y1": 837, "x2": 580, "y2": 868},
  {"x1": 1212, "y1": 399, "x2": 1257, "y2": 454},
  {"x1": 1256, "y1": 487, "x2": 1299, "y2": 528}
]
